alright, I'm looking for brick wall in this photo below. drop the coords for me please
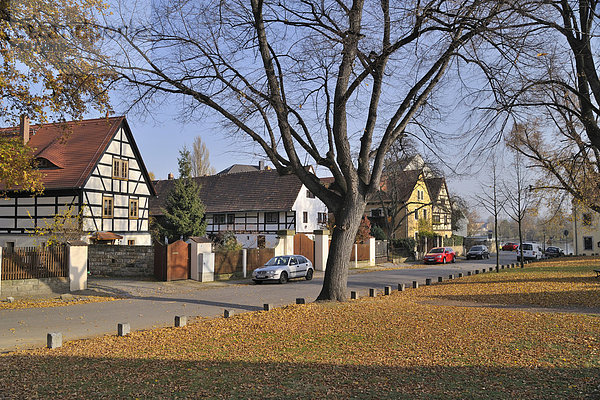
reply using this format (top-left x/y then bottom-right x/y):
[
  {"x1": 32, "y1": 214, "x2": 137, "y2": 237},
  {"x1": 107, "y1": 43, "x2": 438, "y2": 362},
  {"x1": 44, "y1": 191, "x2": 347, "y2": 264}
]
[
  {"x1": 88, "y1": 245, "x2": 154, "y2": 277},
  {"x1": 0, "y1": 277, "x2": 69, "y2": 298}
]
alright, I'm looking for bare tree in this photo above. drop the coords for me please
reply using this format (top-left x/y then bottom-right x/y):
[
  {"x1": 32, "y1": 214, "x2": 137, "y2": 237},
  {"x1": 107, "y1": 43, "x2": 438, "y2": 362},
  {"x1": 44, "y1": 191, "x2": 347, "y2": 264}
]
[
  {"x1": 191, "y1": 136, "x2": 216, "y2": 177},
  {"x1": 88, "y1": 0, "x2": 510, "y2": 301},
  {"x1": 502, "y1": 152, "x2": 535, "y2": 267},
  {"x1": 474, "y1": 159, "x2": 505, "y2": 269}
]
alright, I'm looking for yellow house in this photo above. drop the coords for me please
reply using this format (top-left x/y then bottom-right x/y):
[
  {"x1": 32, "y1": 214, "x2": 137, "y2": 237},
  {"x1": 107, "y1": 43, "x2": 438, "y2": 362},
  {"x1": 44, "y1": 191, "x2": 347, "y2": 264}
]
[{"x1": 365, "y1": 169, "x2": 433, "y2": 241}]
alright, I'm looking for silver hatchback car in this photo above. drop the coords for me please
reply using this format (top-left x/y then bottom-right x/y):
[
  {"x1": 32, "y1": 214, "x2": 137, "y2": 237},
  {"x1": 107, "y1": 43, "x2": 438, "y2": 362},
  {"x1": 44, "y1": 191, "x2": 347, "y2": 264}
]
[{"x1": 252, "y1": 255, "x2": 314, "y2": 284}]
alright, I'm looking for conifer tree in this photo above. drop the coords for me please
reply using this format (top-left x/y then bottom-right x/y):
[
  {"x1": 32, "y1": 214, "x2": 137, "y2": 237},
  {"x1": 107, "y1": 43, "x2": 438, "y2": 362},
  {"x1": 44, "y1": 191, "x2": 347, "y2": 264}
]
[{"x1": 157, "y1": 147, "x2": 207, "y2": 242}]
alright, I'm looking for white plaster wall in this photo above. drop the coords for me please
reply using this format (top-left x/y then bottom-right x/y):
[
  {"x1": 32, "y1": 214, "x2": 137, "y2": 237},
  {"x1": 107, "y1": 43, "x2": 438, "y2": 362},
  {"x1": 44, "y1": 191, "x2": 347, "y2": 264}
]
[{"x1": 291, "y1": 185, "x2": 328, "y2": 233}]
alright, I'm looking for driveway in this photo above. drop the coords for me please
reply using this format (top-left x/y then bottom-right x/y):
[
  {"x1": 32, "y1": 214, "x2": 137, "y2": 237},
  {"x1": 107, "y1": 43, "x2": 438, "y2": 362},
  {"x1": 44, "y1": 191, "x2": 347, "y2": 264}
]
[{"x1": 0, "y1": 254, "x2": 516, "y2": 352}]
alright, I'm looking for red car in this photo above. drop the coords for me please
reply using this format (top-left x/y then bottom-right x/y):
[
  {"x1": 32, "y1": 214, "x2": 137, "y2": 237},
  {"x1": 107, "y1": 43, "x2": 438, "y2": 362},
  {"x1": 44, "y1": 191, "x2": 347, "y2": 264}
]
[
  {"x1": 502, "y1": 242, "x2": 518, "y2": 251},
  {"x1": 423, "y1": 247, "x2": 456, "y2": 264}
]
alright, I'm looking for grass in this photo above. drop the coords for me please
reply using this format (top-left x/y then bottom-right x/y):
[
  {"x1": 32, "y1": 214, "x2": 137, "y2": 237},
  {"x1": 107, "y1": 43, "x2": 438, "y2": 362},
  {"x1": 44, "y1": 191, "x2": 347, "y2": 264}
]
[{"x1": 0, "y1": 257, "x2": 599, "y2": 399}]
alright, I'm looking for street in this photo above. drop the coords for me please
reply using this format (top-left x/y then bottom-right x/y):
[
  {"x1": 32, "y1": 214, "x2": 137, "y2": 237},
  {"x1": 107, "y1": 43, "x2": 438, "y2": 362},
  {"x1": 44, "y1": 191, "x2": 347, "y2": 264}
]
[{"x1": 0, "y1": 252, "x2": 520, "y2": 352}]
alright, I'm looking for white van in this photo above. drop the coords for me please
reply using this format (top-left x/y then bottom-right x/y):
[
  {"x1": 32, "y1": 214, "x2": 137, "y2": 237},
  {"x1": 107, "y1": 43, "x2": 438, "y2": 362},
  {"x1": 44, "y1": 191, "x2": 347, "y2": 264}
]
[{"x1": 516, "y1": 243, "x2": 543, "y2": 261}]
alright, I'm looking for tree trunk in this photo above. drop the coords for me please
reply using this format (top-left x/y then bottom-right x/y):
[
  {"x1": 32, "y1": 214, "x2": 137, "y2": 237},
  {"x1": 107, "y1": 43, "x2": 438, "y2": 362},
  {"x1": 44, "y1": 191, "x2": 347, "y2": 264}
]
[
  {"x1": 518, "y1": 218, "x2": 524, "y2": 267},
  {"x1": 317, "y1": 196, "x2": 365, "y2": 302}
]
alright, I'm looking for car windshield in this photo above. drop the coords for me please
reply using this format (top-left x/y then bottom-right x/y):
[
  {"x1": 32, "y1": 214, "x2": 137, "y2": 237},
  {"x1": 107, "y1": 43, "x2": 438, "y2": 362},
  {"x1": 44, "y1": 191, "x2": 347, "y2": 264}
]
[
  {"x1": 429, "y1": 248, "x2": 444, "y2": 254},
  {"x1": 264, "y1": 256, "x2": 290, "y2": 266},
  {"x1": 470, "y1": 246, "x2": 483, "y2": 251},
  {"x1": 522, "y1": 244, "x2": 533, "y2": 250}
]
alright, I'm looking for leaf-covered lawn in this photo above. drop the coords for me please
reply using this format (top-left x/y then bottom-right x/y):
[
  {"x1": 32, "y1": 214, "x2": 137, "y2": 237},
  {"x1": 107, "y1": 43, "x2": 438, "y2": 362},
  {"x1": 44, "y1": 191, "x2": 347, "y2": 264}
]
[
  {"x1": 0, "y1": 295, "x2": 119, "y2": 310},
  {"x1": 0, "y1": 258, "x2": 598, "y2": 399}
]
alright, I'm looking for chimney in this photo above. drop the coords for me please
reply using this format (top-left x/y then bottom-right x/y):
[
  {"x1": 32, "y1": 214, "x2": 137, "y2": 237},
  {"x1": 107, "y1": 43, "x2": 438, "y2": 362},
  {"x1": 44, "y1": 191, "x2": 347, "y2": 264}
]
[
  {"x1": 19, "y1": 115, "x2": 30, "y2": 144},
  {"x1": 259, "y1": 160, "x2": 265, "y2": 170},
  {"x1": 168, "y1": 173, "x2": 174, "y2": 180}
]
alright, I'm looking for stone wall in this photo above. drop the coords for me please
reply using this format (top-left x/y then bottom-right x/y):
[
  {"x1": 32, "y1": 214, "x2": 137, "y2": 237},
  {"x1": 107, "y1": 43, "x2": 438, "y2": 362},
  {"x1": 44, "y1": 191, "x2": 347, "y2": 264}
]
[
  {"x1": 0, "y1": 277, "x2": 69, "y2": 298},
  {"x1": 88, "y1": 245, "x2": 154, "y2": 277}
]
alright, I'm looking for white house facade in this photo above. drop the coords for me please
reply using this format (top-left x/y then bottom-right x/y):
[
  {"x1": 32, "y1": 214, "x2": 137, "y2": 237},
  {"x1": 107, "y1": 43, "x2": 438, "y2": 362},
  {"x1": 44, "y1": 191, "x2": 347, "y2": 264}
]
[{"x1": 0, "y1": 116, "x2": 155, "y2": 247}]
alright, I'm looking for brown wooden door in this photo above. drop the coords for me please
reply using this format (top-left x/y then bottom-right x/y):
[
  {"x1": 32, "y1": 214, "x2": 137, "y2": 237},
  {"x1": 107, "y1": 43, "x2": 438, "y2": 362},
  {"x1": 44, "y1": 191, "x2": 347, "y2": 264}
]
[
  {"x1": 294, "y1": 233, "x2": 314, "y2": 264},
  {"x1": 154, "y1": 241, "x2": 168, "y2": 281},
  {"x1": 166, "y1": 240, "x2": 190, "y2": 281}
]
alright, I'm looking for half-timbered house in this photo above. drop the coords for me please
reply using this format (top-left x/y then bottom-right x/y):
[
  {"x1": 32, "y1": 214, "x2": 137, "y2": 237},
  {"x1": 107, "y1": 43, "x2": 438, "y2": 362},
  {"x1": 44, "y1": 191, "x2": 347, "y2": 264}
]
[
  {"x1": 0, "y1": 116, "x2": 156, "y2": 246},
  {"x1": 151, "y1": 167, "x2": 328, "y2": 248}
]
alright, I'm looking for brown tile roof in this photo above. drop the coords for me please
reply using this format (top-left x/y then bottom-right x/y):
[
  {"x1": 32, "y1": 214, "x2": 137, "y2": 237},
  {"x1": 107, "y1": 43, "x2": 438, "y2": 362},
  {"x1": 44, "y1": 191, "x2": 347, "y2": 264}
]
[
  {"x1": 0, "y1": 116, "x2": 123, "y2": 190},
  {"x1": 150, "y1": 169, "x2": 305, "y2": 215},
  {"x1": 425, "y1": 177, "x2": 445, "y2": 202},
  {"x1": 0, "y1": 116, "x2": 155, "y2": 195},
  {"x1": 368, "y1": 169, "x2": 421, "y2": 204}
]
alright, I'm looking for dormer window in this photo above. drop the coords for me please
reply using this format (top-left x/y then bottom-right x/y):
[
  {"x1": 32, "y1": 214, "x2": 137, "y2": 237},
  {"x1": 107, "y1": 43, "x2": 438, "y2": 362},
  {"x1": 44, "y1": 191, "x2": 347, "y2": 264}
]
[
  {"x1": 113, "y1": 158, "x2": 129, "y2": 180},
  {"x1": 34, "y1": 157, "x2": 59, "y2": 169}
]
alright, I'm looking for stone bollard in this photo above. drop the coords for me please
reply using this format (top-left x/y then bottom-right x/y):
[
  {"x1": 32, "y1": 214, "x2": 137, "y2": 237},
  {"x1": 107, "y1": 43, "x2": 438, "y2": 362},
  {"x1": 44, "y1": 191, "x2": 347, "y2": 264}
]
[
  {"x1": 458, "y1": 273, "x2": 463, "y2": 278},
  {"x1": 412, "y1": 281, "x2": 419, "y2": 289},
  {"x1": 350, "y1": 291, "x2": 358, "y2": 300},
  {"x1": 263, "y1": 304, "x2": 273, "y2": 311},
  {"x1": 501, "y1": 265, "x2": 504, "y2": 269},
  {"x1": 449, "y1": 274, "x2": 454, "y2": 280},
  {"x1": 398, "y1": 283, "x2": 405, "y2": 292},
  {"x1": 6, "y1": 297, "x2": 15, "y2": 303},
  {"x1": 511, "y1": 263, "x2": 515, "y2": 268},
  {"x1": 425, "y1": 278, "x2": 432, "y2": 286},
  {"x1": 296, "y1": 298, "x2": 306, "y2": 304},
  {"x1": 117, "y1": 323, "x2": 130, "y2": 337},
  {"x1": 369, "y1": 288, "x2": 376, "y2": 297},
  {"x1": 438, "y1": 277, "x2": 443, "y2": 283},
  {"x1": 475, "y1": 270, "x2": 480, "y2": 274},
  {"x1": 47, "y1": 332, "x2": 62, "y2": 349},
  {"x1": 174, "y1": 316, "x2": 187, "y2": 327},
  {"x1": 489, "y1": 267, "x2": 493, "y2": 272},
  {"x1": 467, "y1": 271, "x2": 472, "y2": 276},
  {"x1": 224, "y1": 309, "x2": 234, "y2": 318},
  {"x1": 384, "y1": 286, "x2": 392, "y2": 295}
]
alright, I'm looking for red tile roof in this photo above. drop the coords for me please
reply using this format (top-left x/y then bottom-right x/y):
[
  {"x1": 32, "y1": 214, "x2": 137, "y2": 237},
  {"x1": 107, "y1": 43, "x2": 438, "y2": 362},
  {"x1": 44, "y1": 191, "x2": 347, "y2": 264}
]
[{"x1": 0, "y1": 116, "x2": 136, "y2": 191}]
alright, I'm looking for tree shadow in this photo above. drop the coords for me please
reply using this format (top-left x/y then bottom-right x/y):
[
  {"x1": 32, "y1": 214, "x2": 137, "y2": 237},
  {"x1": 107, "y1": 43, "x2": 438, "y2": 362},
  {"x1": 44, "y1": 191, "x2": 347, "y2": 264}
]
[{"x1": 0, "y1": 355, "x2": 597, "y2": 399}]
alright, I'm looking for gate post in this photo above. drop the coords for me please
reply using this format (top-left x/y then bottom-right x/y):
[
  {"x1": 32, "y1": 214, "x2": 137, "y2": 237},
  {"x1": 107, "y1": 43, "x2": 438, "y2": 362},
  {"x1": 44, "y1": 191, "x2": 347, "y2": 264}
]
[
  {"x1": 274, "y1": 230, "x2": 295, "y2": 256},
  {"x1": 314, "y1": 229, "x2": 329, "y2": 271},
  {"x1": 242, "y1": 248, "x2": 247, "y2": 278},
  {"x1": 369, "y1": 237, "x2": 376, "y2": 265},
  {"x1": 67, "y1": 241, "x2": 88, "y2": 292},
  {"x1": 188, "y1": 237, "x2": 213, "y2": 281}
]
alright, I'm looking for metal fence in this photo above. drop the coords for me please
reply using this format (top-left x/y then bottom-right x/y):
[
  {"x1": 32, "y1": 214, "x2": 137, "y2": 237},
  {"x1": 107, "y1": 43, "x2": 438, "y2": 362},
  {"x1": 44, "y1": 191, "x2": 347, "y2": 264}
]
[{"x1": 1, "y1": 245, "x2": 68, "y2": 280}]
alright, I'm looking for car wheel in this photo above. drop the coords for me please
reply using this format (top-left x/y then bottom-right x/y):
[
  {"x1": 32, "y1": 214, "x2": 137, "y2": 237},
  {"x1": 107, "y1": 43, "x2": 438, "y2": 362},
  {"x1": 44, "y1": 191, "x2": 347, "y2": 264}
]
[
  {"x1": 451, "y1": 256, "x2": 456, "y2": 263},
  {"x1": 442, "y1": 257, "x2": 447, "y2": 264},
  {"x1": 254, "y1": 280, "x2": 262, "y2": 285},
  {"x1": 305, "y1": 269, "x2": 313, "y2": 281},
  {"x1": 279, "y1": 271, "x2": 288, "y2": 284}
]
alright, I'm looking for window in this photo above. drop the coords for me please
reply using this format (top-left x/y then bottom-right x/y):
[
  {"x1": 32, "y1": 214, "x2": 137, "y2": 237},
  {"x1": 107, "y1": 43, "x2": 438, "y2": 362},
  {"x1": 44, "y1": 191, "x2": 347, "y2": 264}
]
[
  {"x1": 227, "y1": 214, "x2": 235, "y2": 225},
  {"x1": 213, "y1": 214, "x2": 226, "y2": 224},
  {"x1": 318, "y1": 212, "x2": 328, "y2": 224},
  {"x1": 584, "y1": 236, "x2": 593, "y2": 250},
  {"x1": 6, "y1": 242, "x2": 14, "y2": 252},
  {"x1": 102, "y1": 196, "x2": 113, "y2": 218},
  {"x1": 583, "y1": 213, "x2": 592, "y2": 226},
  {"x1": 423, "y1": 209, "x2": 427, "y2": 220},
  {"x1": 306, "y1": 189, "x2": 315, "y2": 199},
  {"x1": 303, "y1": 211, "x2": 308, "y2": 224},
  {"x1": 371, "y1": 209, "x2": 382, "y2": 217},
  {"x1": 417, "y1": 190, "x2": 424, "y2": 201},
  {"x1": 127, "y1": 239, "x2": 136, "y2": 246},
  {"x1": 112, "y1": 158, "x2": 129, "y2": 180},
  {"x1": 440, "y1": 198, "x2": 446, "y2": 205},
  {"x1": 433, "y1": 215, "x2": 440, "y2": 224},
  {"x1": 414, "y1": 210, "x2": 419, "y2": 220},
  {"x1": 129, "y1": 198, "x2": 139, "y2": 219},
  {"x1": 265, "y1": 212, "x2": 279, "y2": 223}
]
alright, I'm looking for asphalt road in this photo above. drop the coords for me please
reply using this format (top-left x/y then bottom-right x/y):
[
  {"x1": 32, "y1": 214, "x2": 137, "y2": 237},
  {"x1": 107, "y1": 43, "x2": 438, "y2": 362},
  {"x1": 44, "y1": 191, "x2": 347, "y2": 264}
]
[{"x1": 0, "y1": 251, "x2": 519, "y2": 352}]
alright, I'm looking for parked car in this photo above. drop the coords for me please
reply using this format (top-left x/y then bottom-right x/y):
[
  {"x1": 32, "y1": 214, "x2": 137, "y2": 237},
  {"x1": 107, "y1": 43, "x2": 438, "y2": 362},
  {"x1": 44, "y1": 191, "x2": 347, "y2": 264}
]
[
  {"x1": 252, "y1": 255, "x2": 314, "y2": 284},
  {"x1": 545, "y1": 246, "x2": 564, "y2": 258},
  {"x1": 502, "y1": 242, "x2": 518, "y2": 251},
  {"x1": 466, "y1": 245, "x2": 490, "y2": 260},
  {"x1": 516, "y1": 243, "x2": 543, "y2": 261},
  {"x1": 423, "y1": 247, "x2": 456, "y2": 264}
]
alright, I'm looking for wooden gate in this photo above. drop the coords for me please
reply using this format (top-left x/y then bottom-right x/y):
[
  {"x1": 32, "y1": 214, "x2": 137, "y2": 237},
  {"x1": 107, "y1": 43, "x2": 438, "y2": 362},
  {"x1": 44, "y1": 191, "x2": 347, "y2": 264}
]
[
  {"x1": 154, "y1": 240, "x2": 190, "y2": 281},
  {"x1": 294, "y1": 233, "x2": 314, "y2": 264},
  {"x1": 1, "y1": 245, "x2": 67, "y2": 280}
]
